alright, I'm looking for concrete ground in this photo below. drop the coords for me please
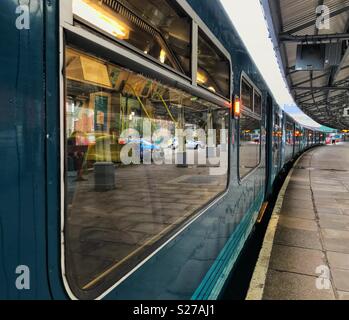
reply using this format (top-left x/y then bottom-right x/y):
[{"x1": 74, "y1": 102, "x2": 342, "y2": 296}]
[{"x1": 263, "y1": 142, "x2": 349, "y2": 300}]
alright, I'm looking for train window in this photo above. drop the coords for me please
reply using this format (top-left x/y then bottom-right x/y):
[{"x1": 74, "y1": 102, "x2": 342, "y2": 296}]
[
  {"x1": 72, "y1": 0, "x2": 192, "y2": 76},
  {"x1": 241, "y1": 78, "x2": 253, "y2": 110},
  {"x1": 239, "y1": 113, "x2": 261, "y2": 178},
  {"x1": 64, "y1": 47, "x2": 229, "y2": 298},
  {"x1": 197, "y1": 29, "x2": 230, "y2": 98},
  {"x1": 295, "y1": 127, "x2": 301, "y2": 149},
  {"x1": 254, "y1": 91, "x2": 262, "y2": 115},
  {"x1": 273, "y1": 112, "x2": 282, "y2": 166},
  {"x1": 286, "y1": 121, "x2": 294, "y2": 145}
]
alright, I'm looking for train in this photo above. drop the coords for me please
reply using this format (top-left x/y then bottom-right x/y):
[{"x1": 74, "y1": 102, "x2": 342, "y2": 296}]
[{"x1": 0, "y1": 0, "x2": 325, "y2": 299}]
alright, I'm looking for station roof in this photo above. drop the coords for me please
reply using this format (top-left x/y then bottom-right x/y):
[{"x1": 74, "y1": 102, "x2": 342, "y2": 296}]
[{"x1": 261, "y1": 0, "x2": 349, "y2": 129}]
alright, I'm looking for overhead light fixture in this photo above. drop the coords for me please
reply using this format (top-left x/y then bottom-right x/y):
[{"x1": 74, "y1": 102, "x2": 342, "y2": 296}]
[
  {"x1": 160, "y1": 50, "x2": 166, "y2": 64},
  {"x1": 197, "y1": 71, "x2": 207, "y2": 84},
  {"x1": 73, "y1": 0, "x2": 129, "y2": 40}
]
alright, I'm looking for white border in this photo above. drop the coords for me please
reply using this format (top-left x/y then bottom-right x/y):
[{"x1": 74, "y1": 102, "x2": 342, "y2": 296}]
[{"x1": 59, "y1": 0, "x2": 233, "y2": 300}]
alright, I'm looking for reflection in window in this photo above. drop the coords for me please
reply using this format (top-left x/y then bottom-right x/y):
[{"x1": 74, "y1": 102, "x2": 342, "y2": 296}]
[
  {"x1": 273, "y1": 112, "x2": 282, "y2": 167},
  {"x1": 73, "y1": 0, "x2": 192, "y2": 76},
  {"x1": 286, "y1": 121, "x2": 294, "y2": 145},
  {"x1": 241, "y1": 78, "x2": 253, "y2": 110},
  {"x1": 308, "y1": 130, "x2": 314, "y2": 145},
  {"x1": 239, "y1": 113, "x2": 261, "y2": 178},
  {"x1": 295, "y1": 126, "x2": 301, "y2": 151},
  {"x1": 198, "y1": 29, "x2": 230, "y2": 98},
  {"x1": 254, "y1": 92, "x2": 262, "y2": 115},
  {"x1": 64, "y1": 47, "x2": 229, "y2": 297}
]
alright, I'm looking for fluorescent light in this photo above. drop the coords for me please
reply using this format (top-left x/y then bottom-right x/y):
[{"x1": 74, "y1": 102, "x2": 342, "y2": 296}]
[
  {"x1": 73, "y1": 0, "x2": 129, "y2": 40},
  {"x1": 159, "y1": 50, "x2": 166, "y2": 64},
  {"x1": 197, "y1": 71, "x2": 207, "y2": 84}
]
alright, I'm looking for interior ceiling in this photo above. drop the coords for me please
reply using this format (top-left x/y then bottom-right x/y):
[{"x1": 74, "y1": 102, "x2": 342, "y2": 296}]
[{"x1": 262, "y1": 0, "x2": 349, "y2": 129}]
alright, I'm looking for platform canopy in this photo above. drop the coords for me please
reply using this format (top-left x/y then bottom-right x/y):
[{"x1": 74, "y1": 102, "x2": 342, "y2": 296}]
[{"x1": 262, "y1": 0, "x2": 349, "y2": 129}]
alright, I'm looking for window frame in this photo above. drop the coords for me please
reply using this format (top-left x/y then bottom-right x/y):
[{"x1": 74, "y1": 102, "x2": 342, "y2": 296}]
[
  {"x1": 197, "y1": 27, "x2": 232, "y2": 100},
  {"x1": 72, "y1": 0, "x2": 193, "y2": 80},
  {"x1": 253, "y1": 90, "x2": 262, "y2": 116},
  {"x1": 238, "y1": 73, "x2": 263, "y2": 182},
  {"x1": 59, "y1": 0, "x2": 233, "y2": 300},
  {"x1": 68, "y1": 0, "x2": 233, "y2": 103}
]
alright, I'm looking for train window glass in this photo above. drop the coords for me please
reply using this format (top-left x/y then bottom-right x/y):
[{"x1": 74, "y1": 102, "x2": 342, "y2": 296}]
[
  {"x1": 254, "y1": 91, "x2": 262, "y2": 115},
  {"x1": 197, "y1": 29, "x2": 230, "y2": 98},
  {"x1": 273, "y1": 112, "x2": 282, "y2": 166},
  {"x1": 72, "y1": 0, "x2": 192, "y2": 76},
  {"x1": 64, "y1": 47, "x2": 229, "y2": 297},
  {"x1": 295, "y1": 127, "x2": 301, "y2": 149},
  {"x1": 239, "y1": 113, "x2": 261, "y2": 178},
  {"x1": 286, "y1": 121, "x2": 294, "y2": 145},
  {"x1": 241, "y1": 78, "x2": 253, "y2": 110}
]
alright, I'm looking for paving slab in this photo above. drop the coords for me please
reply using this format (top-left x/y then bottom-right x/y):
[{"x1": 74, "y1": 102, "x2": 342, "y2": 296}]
[
  {"x1": 338, "y1": 291, "x2": 349, "y2": 300},
  {"x1": 327, "y1": 251, "x2": 349, "y2": 270},
  {"x1": 274, "y1": 227, "x2": 322, "y2": 250},
  {"x1": 331, "y1": 269, "x2": 349, "y2": 292},
  {"x1": 263, "y1": 270, "x2": 335, "y2": 300},
  {"x1": 321, "y1": 229, "x2": 349, "y2": 254},
  {"x1": 269, "y1": 245, "x2": 325, "y2": 276}
]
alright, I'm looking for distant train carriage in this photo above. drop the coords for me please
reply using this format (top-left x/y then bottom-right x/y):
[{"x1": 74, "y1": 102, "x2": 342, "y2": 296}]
[{"x1": 0, "y1": 0, "x2": 324, "y2": 299}]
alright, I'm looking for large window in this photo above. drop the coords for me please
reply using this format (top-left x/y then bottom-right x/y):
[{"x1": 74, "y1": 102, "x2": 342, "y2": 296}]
[
  {"x1": 73, "y1": 0, "x2": 192, "y2": 76},
  {"x1": 64, "y1": 47, "x2": 229, "y2": 298},
  {"x1": 197, "y1": 29, "x2": 230, "y2": 99}
]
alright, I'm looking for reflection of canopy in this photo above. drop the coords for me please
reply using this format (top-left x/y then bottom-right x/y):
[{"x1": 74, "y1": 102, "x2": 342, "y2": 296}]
[{"x1": 240, "y1": 115, "x2": 261, "y2": 132}]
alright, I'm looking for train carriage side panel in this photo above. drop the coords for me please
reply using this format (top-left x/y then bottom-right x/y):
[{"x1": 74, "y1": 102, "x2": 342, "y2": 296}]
[{"x1": 0, "y1": 0, "x2": 52, "y2": 299}]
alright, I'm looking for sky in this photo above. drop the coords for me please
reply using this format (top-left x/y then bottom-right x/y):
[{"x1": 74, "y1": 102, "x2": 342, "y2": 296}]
[{"x1": 220, "y1": 0, "x2": 321, "y2": 128}]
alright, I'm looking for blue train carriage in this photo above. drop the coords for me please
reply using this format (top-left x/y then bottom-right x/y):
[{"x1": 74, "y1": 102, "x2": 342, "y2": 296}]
[{"x1": 0, "y1": 0, "x2": 324, "y2": 300}]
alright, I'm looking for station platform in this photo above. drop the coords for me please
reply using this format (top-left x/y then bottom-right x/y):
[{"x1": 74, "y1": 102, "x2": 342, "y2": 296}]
[{"x1": 248, "y1": 142, "x2": 349, "y2": 300}]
